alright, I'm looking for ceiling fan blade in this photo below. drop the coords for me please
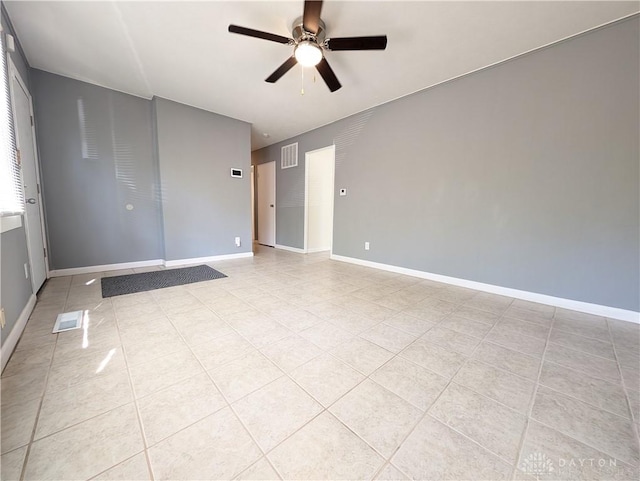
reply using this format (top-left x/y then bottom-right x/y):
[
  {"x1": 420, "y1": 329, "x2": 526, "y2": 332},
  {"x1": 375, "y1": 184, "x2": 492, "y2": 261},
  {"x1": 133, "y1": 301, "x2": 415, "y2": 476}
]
[
  {"x1": 326, "y1": 35, "x2": 388, "y2": 51},
  {"x1": 265, "y1": 56, "x2": 298, "y2": 83},
  {"x1": 228, "y1": 25, "x2": 291, "y2": 45},
  {"x1": 303, "y1": 0, "x2": 323, "y2": 34},
  {"x1": 315, "y1": 57, "x2": 341, "y2": 92}
]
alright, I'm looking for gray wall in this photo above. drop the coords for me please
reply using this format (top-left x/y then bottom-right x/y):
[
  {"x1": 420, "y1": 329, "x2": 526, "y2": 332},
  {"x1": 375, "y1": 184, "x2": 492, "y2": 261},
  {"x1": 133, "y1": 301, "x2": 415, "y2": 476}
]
[
  {"x1": 31, "y1": 70, "x2": 164, "y2": 269},
  {"x1": 30, "y1": 74, "x2": 253, "y2": 271},
  {"x1": 154, "y1": 98, "x2": 252, "y2": 261},
  {"x1": 0, "y1": 4, "x2": 34, "y2": 346},
  {"x1": 253, "y1": 17, "x2": 640, "y2": 312}
]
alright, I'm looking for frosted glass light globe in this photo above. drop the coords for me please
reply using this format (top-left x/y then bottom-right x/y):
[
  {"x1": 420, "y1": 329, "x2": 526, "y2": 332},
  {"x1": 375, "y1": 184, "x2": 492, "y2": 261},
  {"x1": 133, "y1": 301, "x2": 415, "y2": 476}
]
[{"x1": 294, "y1": 41, "x2": 323, "y2": 67}]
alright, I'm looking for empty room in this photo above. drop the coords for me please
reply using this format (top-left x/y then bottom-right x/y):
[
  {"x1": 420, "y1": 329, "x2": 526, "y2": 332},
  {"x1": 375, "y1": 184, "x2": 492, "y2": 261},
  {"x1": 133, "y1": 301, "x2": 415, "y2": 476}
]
[{"x1": 0, "y1": 1, "x2": 638, "y2": 480}]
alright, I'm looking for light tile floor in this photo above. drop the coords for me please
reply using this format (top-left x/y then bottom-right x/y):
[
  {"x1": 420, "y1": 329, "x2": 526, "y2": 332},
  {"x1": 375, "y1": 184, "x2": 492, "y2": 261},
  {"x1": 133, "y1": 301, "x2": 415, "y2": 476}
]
[{"x1": 1, "y1": 246, "x2": 639, "y2": 480}]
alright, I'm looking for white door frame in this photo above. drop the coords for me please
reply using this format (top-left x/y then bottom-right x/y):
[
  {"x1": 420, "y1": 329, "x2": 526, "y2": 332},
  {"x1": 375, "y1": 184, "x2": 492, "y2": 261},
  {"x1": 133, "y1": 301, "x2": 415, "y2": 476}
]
[
  {"x1": 256, "y1": 161, "x2": 276, "y2": 247},
  {"x1": 304, "y1": 144, "x2": 335, "y2": 254},
  {"x1": 250, "y1": 165, "x2": 255, "y2": 241},
  {"x1": 8, "y1": 56, "x2": 49, "y2": 287}
]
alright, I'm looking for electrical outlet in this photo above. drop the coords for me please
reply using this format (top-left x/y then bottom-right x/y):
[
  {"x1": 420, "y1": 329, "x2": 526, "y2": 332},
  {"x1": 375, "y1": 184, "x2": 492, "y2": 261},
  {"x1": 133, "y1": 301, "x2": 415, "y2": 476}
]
[
  {"x1": 24, "y1": 263, "x2": 29, "y2": 279},
  {"x1": 364, "y1": 242, "x2": 370, "y2": 251},
  {"x1": 235, "y1": 237, "x2": 241, "y2": 247},
  {"x1": 0, "y1": 308, "x2": 6, "y2": 329}
]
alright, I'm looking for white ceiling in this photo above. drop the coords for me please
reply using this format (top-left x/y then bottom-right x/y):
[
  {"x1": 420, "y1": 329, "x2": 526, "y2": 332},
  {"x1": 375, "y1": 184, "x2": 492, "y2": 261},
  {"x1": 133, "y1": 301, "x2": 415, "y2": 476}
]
[{"x1": 5, "y1": 1, "x2": 638, "y2": 150}]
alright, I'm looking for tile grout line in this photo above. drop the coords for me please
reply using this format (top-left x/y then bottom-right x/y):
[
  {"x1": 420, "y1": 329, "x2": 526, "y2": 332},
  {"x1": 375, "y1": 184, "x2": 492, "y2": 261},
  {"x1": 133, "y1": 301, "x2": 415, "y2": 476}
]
[
  {"x1": 329, "y1": 308, "x2": 480, "y2": 470},
  {"x1": 156, "y1": 289, "x2": 288, "y2": 480},
  {"x1": 112, "y1": 296, "x2": 157, "y2": 481},
  {"x1": 195, "y1": 278, "x2": 424, "y2": 478},
  {"x1": 426, "y1": 312, "x2": 537, "y2": 470},
  {"x1": 87, "y1": 451, "x2": 149, "y2": 481},
  {"x1": 18, "y1": 277, "x2": 72, "y2": 481},
  {"x1": 521, "y1": 416, "x2": 639, "y2": 471},
  {"x1": 530, "y1": 366, "x2": 634, "y2": 420},
  {"x1": 249, "y1": 287, "x2": 546, "y2": 478},
  {"x1": 546, "y1": 337, "x2": 623, "y2": 364},
  {"x1": 210, "y1": 298, "x2": 376, "y2": 479},
  {"x1": 219, "y1": 256, "x2": 596, "y2": 477},
  {"x1": 551, "y1": 322, "x2": 618, "y2": 344},
  {"x1": 508, "y1": 306, "x2": 556, "y2": 480},
  {"x1": 606, "y1": 318, "x2": 640, "y2": 449},
  {"x1": 140, "y1": 255, "x2": 636, "y2": 468},
  {"x1": 368, "y1": 296, "x2": 524, "y2": 479},
  {"x1": 5, "y1": 266, "x2": 444, "y2": 476},
  {"x1": 207, "y1": 270, "x2": 371, "y2": 477},
  {"x1": 516, "y1": 314, "x2": 640, "y2": 476},
  {"x1": 11, "y1": 253, "x2": 638, "y2": 480},
  {"x1": 148, "y1": 278, "x2": 636, "y2": 472}
]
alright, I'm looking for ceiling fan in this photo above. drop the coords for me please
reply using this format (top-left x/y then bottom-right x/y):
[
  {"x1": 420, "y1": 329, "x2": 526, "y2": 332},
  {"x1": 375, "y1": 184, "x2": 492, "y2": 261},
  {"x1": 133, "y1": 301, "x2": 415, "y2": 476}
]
[{"x1": 228, "y1": 0, "x2": 388, "y2": 92}]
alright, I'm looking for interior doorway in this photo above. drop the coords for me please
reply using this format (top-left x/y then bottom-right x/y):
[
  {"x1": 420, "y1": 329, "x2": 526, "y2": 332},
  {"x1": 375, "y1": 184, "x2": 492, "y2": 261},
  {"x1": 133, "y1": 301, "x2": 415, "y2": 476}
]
[
  {"x1": 9, "y1": 58, "x2": 47, "y2": 292},
  {"x1": 256, "y1": 161, "x2": 276, "y2": 247},
  {"x1": 304, "y1": 145, "x2": 335, "y2": 253}
]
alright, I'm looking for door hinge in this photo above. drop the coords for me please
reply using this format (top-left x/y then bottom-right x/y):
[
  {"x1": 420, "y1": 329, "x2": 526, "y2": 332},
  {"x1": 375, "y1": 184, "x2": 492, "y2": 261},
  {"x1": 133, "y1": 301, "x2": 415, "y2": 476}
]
[
  {"x1": 43, "y1": 247, "x2": 47, "y2": 258},
  {"x1": 37, "y1": 183, "x2": 40, "y2": 194},
  {"x1": 30, "y1": 115, "x2": 33, "y2": 126}
]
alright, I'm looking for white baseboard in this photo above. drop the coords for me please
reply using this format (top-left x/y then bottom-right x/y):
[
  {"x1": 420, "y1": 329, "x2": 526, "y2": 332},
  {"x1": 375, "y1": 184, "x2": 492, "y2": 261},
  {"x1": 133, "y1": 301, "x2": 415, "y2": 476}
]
[
  {"x1": 49, "y1": 259, "x2": 164, "y2": 277},
  {"x1": 1, "y1": 294, "x2": 36, "y2": 372},
  {"x1": 274, "y1": 244, "x2": 329, "y2": 254},
  {"x1": 48, "y1": 252, "x2": 255, "y2": 276},
  {"x1": 275, "y1": 244, "x2": 306, "y2": 254},
  {"x1": 164, "y1": 252, "x2": 253, "y2": 268},
  {"x1": 330, "y1": 254, "x2": 640, "y2": 324},
  {"x1": 306, "y1": 247, "x2": 330, "y2": 254}
]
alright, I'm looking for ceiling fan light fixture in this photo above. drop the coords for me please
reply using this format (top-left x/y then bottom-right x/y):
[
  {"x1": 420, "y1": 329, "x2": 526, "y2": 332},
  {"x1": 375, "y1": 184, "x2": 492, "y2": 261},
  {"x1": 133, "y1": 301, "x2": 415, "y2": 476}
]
[
  {"x1": 294, "y1": 40, "x2": 323, "y2": 67},
  {"x1": 229, "y1": 0, "x2": 387, "y2": 92}
]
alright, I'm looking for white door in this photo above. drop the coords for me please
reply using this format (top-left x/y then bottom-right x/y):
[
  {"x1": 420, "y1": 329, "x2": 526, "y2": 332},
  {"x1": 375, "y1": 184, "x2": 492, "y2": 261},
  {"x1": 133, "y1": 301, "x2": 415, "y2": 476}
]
[
  {"x1": 304, "y1": 145, "x2": 335, "y2": 253},
  {"x1": 256, "y1": 161, "x2": 275, "y2": 247},
  {"x1": 10, "y1": 60, "x2": 47, "y2": 292}
]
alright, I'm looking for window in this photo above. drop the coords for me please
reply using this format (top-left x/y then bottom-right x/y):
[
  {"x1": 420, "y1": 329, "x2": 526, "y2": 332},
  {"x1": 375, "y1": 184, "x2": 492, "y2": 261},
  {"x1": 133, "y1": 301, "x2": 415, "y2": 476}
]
[{"x1": 0, "y1": 26, "x2": 23, "y2": 219}]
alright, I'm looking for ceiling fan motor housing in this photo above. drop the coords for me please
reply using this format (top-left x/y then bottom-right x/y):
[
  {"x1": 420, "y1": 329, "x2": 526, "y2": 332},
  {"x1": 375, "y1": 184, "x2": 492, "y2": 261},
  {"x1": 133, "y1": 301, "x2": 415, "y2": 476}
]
[{"x1": 292, "y1": 16, "x2": 327, "y2": 45}]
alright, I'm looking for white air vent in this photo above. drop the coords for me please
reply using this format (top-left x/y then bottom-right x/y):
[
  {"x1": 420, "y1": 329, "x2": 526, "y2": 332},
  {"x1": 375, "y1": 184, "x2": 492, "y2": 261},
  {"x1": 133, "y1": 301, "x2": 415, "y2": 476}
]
[
  {"x1": 281, "y1": 143, "x2": 298, "y2": 169},
  {"x1": 52, "y1": 310, "x2": 84, "y2": 333}
]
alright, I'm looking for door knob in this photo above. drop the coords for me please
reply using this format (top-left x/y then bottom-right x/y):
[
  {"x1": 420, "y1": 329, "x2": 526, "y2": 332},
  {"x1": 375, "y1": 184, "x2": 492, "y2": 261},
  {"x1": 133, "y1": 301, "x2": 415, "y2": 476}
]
[{"x1": 26, "y1": 198, "x2": 36, "y2": 204}]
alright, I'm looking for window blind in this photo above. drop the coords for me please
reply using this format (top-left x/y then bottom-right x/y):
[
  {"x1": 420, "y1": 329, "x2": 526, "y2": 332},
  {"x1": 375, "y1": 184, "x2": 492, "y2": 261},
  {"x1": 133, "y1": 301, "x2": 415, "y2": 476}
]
[{"x1": 0, "y1": 27, "x2": 23, "y2": 216}]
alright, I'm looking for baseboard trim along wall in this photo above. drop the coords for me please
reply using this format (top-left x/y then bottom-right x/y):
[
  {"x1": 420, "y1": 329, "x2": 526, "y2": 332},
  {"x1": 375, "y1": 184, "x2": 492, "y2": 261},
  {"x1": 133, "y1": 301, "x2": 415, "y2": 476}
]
[
  {"x1": 49, "y1": 259, "x2": 165, "y2": 277},
  {"x1": 275, "y1": 244, "x2": 306, "y2": 254},
  {"x1": 1, "y1": 294, "x2": 36, "y2": 372},
  {"x1": 48, "y1": 253, "x2": 255, "y2": 276},
  {"x1": 163, "y1": 252, "x2": 254, "y2": 268},
  {"x1": 331, "y1": 254, "x2": 640, "y2": 324},
  {"x1": 306, "y1": 247, "x2": 331, "y2": 254}
]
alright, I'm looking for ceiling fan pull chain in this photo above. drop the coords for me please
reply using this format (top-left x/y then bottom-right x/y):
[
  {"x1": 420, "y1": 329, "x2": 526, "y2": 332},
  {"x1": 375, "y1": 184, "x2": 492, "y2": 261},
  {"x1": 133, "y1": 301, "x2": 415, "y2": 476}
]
[{"x1": 301, "y1": 65, "x2": 305, "y2": 96}]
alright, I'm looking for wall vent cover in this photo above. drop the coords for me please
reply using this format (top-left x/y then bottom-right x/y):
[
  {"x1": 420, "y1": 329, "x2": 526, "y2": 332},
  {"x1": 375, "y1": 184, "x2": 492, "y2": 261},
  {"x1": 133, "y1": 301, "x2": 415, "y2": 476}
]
[
  {"x1": 52, "y1": 310, "x2": 84, "y2": 333},
  {"x1": 281, "y1": 143, "x2": 298, "y2": 169}
]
